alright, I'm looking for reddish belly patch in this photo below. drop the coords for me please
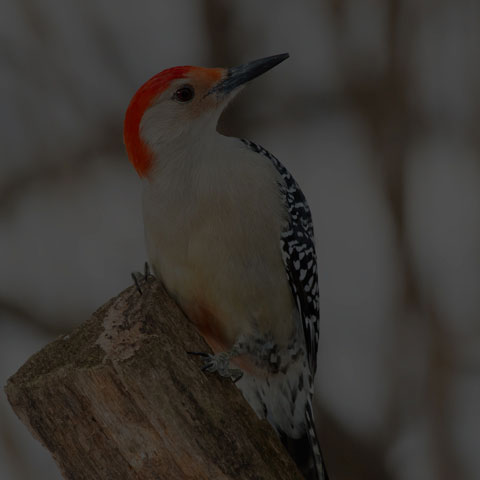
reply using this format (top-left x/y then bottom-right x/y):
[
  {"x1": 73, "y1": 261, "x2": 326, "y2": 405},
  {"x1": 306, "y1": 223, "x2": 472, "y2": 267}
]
[
  {"x1": 187, "y1": 303, "x2": 230, "y2": 354},
  {"x1": 186, "y1": 301, "x2": 266, "y2": 377}
]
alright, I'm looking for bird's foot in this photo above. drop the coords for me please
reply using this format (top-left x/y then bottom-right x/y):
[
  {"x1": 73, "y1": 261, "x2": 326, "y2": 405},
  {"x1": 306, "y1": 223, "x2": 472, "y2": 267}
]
[
  {"x1": 131, "y1": 262, "x2": 154, "y2": 295},
  {"x1": 187, "y1": 351, "x2": 243, "y2": 383}
]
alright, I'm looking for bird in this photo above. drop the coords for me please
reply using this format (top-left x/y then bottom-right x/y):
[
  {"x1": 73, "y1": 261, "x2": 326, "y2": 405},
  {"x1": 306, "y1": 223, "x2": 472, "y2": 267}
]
[{"x1": 123, "y1": 53, "x2": 328, "y2": 480}]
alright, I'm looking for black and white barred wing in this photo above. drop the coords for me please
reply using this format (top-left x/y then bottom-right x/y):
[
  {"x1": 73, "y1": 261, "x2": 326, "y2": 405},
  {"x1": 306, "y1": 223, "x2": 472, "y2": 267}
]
[{"x1": 241, "y1": 139, "x2": 320, "y2": 375}]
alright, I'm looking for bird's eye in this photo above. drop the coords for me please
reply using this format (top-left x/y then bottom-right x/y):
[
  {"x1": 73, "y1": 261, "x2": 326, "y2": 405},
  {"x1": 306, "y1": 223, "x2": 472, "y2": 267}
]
[{"x1": 173, "y1": 85, "x2": 195, "y2": 103}]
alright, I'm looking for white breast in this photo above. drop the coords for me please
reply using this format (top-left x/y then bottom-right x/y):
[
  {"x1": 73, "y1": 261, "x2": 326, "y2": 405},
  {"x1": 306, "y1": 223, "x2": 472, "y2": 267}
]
[{"x1": 142, "y1": 135, "x2": 295, "y2": 349}]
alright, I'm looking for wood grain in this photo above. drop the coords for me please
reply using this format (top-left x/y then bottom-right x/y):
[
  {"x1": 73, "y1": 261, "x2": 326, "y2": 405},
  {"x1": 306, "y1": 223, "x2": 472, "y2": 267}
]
[{"x1": 5, "y1": 279, "x2": 302, "y2": 480}]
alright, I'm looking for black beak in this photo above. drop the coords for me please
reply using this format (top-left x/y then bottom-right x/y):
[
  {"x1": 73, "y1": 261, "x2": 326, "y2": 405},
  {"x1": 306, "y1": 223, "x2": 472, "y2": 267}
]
[{"x1": 208, "y1": 53, "x2": 289, "y2": 96}]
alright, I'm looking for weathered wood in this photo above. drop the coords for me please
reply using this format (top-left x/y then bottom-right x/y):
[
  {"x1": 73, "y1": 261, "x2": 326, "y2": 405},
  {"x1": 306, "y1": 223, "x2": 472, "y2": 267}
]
[{"x1": 5, "y1": 279, "x2": 302, "y2": 480}]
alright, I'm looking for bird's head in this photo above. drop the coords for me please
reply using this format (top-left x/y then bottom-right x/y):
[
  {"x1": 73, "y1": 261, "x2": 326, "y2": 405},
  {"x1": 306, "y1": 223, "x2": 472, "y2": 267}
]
[{"x1": 124, "y1": 53, "x2": 289, "y2": 177}]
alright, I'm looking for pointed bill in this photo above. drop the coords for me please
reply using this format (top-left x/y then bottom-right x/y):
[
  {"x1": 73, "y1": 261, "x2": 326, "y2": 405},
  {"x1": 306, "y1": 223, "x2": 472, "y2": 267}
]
[{"x1": 208, "y1": 53, "x2": 289, "y2": 95}]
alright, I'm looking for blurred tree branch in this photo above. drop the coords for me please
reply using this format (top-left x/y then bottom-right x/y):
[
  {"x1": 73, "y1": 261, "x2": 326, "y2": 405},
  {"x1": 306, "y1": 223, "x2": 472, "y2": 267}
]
[
  {"x1": 327, "y1": 1, "x2": 461, "y2": 478},
  {"x1": 0, "y1": 123, "x2": 122, "y2": 214},
  {"x1": 0, "y1": 296, "x2": 66, "y2": 337}
]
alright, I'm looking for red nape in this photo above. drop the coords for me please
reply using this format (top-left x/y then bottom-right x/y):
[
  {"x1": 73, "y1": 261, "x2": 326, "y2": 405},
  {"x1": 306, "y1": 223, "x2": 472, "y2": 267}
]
[{"x1": 123, "y1": 66, "x2": 193, "y2": 177}]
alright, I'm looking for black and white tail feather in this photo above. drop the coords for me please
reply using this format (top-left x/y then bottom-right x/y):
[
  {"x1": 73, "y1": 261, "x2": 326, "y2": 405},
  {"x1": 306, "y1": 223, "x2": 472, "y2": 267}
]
[{"x1": 241, "y1": 139, "x2": 329, "y2": 480}]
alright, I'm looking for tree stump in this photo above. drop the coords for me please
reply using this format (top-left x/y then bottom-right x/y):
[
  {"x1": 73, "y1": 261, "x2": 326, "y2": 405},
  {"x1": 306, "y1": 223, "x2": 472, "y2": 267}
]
[{"x1": 4, "y1": 279, "x2": 302, "y2": 480}]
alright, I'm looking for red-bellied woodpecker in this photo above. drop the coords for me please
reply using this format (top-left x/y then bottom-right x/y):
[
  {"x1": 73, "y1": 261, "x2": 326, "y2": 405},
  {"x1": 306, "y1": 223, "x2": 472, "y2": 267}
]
[{"x1": 124, "y1": 54, "x2": 328, "y2": 480}]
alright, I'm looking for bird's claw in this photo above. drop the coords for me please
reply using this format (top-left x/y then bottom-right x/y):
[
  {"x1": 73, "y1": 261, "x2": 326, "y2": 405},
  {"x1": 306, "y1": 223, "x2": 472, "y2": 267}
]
[
  {"x1": 131, "y1": 262, "x2": 154, "y2": 295},
  {"x1": 187, "y1": 351, "x2": 243, "y2": 382}
]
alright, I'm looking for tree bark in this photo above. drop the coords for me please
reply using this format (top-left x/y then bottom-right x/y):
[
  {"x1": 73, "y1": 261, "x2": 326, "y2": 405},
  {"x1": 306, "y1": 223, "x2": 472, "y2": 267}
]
[{"x1": 5, "y1": 279, "x2": 302, "y2": 480}]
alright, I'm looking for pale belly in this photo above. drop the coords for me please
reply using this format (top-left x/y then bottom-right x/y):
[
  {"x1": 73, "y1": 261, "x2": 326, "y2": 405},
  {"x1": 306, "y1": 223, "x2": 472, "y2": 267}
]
[{"x1": 144, "y1": 203, "x2": 296, "y2": 354}]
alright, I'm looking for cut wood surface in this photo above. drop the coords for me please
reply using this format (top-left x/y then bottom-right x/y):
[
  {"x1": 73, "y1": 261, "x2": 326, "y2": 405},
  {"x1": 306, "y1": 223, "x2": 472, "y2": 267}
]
[{"x1": 5, "y1": 278, "x2": 303, "y2": 480}]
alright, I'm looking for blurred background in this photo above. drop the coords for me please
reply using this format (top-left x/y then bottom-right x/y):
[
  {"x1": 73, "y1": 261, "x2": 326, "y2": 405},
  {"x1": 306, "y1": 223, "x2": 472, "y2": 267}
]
[{"x1": 1, "y1": 1, "x2": 479, "y2": 479}]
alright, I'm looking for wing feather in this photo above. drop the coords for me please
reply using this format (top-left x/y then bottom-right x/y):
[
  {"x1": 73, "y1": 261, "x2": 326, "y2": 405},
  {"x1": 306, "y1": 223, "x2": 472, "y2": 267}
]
[{"x1": 240, "y1": 139, "x2": 320, "y2": 375}]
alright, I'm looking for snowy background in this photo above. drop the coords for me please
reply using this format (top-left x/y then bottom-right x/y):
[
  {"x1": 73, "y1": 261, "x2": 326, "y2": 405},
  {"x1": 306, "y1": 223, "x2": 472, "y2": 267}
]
[{"x1": 1, "y1": 1, "x2": 479, "y2": 479}]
